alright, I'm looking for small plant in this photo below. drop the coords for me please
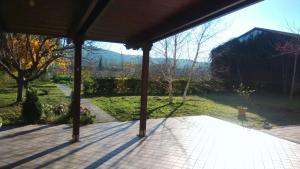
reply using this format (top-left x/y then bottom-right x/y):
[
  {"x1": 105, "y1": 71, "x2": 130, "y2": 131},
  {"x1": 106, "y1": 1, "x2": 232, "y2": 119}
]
[
  {"x1": 234, "y1": 83, "x2": 255, "y2": 101},
  {"x1": 53, "y1": 104, "x2": 67, "y2": 115},
  {"x1": 67, "y1": 98, "x2": 95, "y2": 125},
  {"x1": 42, "y1": 104, "x2": 68, "y2": 116},
  {"x1": 80, "y1": 107, "x2": 96, "y2": 125},
  {"x1": 22, "y1": 88, "x2": 42, "y2": 124},
  {"x1": 234, "y1": 83, "x2": 255, "y2": 120},
  {"x1": 42, "y1": 104, "x2": 54, "y2": 116}
]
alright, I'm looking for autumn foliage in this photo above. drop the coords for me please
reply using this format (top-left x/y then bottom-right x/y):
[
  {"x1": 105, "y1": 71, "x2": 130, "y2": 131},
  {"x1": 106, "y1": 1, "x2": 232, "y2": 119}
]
[{"x1": 0, "y1": 33, "x2": 72, "y2": 102}]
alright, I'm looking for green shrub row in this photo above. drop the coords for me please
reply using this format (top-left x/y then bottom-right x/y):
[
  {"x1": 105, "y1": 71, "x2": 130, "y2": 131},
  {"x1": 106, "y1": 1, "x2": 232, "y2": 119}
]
[
  {"x1": 52, "y1": 75, "x2": 73, "y2": 84},
  {"x1": 83, "y1": 77, "x2": 220, "y2": 96}
]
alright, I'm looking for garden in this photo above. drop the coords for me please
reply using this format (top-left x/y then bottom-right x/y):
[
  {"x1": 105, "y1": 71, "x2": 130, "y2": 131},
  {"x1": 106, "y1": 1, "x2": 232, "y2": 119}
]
[
  {"x1": 0, "y1": 72, "x2": 95, "y2": 126},
  {"x1": 1, "y1": 71, "x2": 300, "y2": 130},
  {"x1": 85, "y1": 77, "x2": 300, "y2": 129}
]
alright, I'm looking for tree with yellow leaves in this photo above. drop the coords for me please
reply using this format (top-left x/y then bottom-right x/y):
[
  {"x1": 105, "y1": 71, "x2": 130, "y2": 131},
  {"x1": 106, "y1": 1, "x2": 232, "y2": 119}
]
[{"x1": 0, "y1": 33, "x2": 72, "y2": 102}]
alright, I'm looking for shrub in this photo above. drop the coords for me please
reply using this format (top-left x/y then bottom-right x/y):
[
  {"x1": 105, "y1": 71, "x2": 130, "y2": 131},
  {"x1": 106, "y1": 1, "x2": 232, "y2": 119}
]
[
  {"x1": 82, "y1": 77, "x2": 221, "y2": 96},
  {"x1": 42, "y1": 104, "x2": 67, "y2": 116},
  {"x1": 41, "y1": 103, "x2": 69, "y2": 123},
  {"x1": 0, "y1": 106, "x2": 22, "y2": 125},
  {"x1": 125, "y1": 78, "x2": 141, "y2": 95},
  {"x1": 0, "y1": 117, "x2": 3, "y2": 124},
  {"x1": 148, "y1": 80, "x2": 166, "y2": 95},
  {"x1": 22, "y1": 88, "x2": 42, "y2": 124},
  {"x1": 93, "y1": 77, "x2": 116, "y2": 95},
  {"x1": 80, "y1": 107, "x2": 96, "y2": 125},
  {"x1": 67, "y1": 98, "x2": 95, "y2": 125},
  {"x1": 234, "y1": 83, "x2": 255, "y2": 101},
  {"x1": 52, "y1": 75, "x2": 73, "y2": 84},
  {"x1": 83, "y1": 79, "x2": 94, "y2": 96}
]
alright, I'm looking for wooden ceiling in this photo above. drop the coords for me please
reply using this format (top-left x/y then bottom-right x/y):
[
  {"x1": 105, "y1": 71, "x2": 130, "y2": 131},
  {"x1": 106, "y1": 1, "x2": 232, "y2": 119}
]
[{"x1": 0, "y1": 0, "x2": 262, "y2": 49}]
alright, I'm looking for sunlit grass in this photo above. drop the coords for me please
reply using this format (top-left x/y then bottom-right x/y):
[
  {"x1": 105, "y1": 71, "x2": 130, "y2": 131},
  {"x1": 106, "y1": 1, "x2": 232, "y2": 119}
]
[
  {"x1": 0, "y1": 81, "x2": 70, "y2": 125},
  {"x1": 90, "y1": 94, "x2": 300, "y2": 129}
]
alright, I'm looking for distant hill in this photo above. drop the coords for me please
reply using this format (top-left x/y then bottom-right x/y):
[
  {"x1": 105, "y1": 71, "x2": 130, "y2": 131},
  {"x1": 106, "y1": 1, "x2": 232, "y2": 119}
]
[{"x1": 82, "y1": 47, "x2": 209, "y2": 69}]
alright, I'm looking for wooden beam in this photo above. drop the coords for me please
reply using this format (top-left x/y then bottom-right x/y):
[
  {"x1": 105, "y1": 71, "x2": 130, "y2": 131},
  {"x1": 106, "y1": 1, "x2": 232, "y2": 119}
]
[
  {"x1": 139, "y1": 43, "x2": 152, "y2": 137},
  {"x1": 70, "y1": 0, "x2": 111, "y2": 37},
  {"x1": 72, "y1": 37, "x2": 83, "y2": 142},
  {"x1": 125, "y1": 0, "x2": 261, "y2": 49}
]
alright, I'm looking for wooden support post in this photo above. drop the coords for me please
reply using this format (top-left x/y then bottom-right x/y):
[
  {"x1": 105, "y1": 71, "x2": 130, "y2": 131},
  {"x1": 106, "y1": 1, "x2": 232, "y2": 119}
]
[
  {"x1": 139, "y1": 43, "x2": 152, "y2": 137},
  {"x1": 72, "y1": 38, "x2": 83, "y2": 142}
]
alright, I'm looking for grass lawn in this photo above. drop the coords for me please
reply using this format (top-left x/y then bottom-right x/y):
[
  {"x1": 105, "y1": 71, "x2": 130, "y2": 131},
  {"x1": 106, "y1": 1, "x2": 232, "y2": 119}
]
[
  {"x1": 0, "y1": 80, "x2": 70, "y2": 125},
  {"x1": 90, "y1": 94, "x2": 300, "y2": 129}
]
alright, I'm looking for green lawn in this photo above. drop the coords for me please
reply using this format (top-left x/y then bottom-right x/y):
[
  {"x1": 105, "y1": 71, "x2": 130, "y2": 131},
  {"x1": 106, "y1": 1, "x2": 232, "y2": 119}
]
[
  {"x1": 0, "y1": 80, "x2": 70, "y2": 125},
  {"x1": 90, "y1": 94, "x2": 300, "y2": 129}
]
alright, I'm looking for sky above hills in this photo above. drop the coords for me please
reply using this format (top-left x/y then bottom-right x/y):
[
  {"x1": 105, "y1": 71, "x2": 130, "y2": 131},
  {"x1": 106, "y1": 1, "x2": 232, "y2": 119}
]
[{"x1": 96, "y1": 0, "x2": 300, "y2": 61}]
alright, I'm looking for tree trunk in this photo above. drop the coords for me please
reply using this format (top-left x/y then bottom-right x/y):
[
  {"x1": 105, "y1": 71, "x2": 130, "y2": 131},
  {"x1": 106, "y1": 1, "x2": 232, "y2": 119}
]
[
  {"x1": 281, "y1": 57, "x2": 288, "y2": 95},
  {"x1": 183, "y1": 76, "x2": 192, "y2": 102},
  {"x1": 168, "y1": 80, "x2": 173, "y2": 104},
  {"x1": 16, "y1": 75, "x2": 24, "y2": 102},
  {"x1": 289, "y1": 54, "x2": 298, "y2": 100},
  {"x1": 236, "y1": 61, "x2": 242, "y2": 83}
]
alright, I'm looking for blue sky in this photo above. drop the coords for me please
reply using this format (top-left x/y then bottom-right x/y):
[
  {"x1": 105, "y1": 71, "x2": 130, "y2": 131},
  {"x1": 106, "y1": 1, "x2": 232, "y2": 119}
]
[{"x1": 99, "y1": 0, "x2": 300, "y2": 60}]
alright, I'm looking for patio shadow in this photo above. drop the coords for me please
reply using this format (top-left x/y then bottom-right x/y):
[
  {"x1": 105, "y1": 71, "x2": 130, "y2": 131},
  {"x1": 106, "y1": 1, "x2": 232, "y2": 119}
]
[
  {"x1": 34, "y1": 121, "x2": 137, "y2": 168},
  {"x1": 0, "y1": 125, "x2": 56, "y2": 140},
  {"x1": 2, "y1": 141, "x2": 73, "y2": 168},
  {"x1": 85, "y1": 104, "x2": 183, "y2": 168}
]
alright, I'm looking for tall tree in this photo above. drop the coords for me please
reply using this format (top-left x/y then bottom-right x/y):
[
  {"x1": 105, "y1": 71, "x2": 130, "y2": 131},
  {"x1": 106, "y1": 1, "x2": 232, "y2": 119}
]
[
  {"x1": 0, "y1": 33, "x2": 72, "y2": 102},
  {"x1": 97, "y1": 56, "x2": 103, "y2": 71},
  {"x1": 153, "y1": 33, "x2": 187, "y2": 103},
  {"x1": 183, "y1": 22, "x2": 220, "y2": 101}
]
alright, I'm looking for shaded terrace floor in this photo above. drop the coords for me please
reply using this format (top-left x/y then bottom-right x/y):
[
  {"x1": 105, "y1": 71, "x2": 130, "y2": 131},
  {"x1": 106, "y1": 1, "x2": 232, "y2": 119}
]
[{"x1": 0, "y1": 116, "x2": 299, "y2": 169}]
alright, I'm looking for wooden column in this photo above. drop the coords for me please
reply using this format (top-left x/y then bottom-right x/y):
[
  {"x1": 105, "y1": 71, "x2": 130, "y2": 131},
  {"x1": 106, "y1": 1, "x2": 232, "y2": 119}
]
[
  {"x1": 72, "y1": 38, "x2": 83, "y2": 142},
  {"x1": 139, "y1": 43, "x2": 152, "y2": 137}
]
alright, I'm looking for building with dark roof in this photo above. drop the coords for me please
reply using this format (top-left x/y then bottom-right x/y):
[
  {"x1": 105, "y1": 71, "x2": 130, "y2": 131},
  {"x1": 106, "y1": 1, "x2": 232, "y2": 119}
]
[{"x1": 210, "y1": 27, "x2": 300, "y2": 94}]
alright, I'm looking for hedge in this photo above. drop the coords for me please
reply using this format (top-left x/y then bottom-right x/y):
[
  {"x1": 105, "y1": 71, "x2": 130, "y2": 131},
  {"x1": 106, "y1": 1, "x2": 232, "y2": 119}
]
[
  {"x1": 83, "y1": 77, "x2": 219, "y2": 96},
  {"x1": 52, "y1": 75, "x2": 73, "y2": 84}
]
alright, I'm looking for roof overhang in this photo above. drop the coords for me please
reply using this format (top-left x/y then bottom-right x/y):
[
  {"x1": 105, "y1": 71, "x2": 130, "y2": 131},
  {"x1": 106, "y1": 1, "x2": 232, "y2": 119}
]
[{"x1": 0, "y1": 0, "x2": 262, "y2": 49}]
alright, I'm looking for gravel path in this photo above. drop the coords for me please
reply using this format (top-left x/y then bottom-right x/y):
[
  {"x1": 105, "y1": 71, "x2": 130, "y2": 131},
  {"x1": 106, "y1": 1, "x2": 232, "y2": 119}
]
[{"x1": 55, "y1": 84, "x2": 116, "y2": 123}]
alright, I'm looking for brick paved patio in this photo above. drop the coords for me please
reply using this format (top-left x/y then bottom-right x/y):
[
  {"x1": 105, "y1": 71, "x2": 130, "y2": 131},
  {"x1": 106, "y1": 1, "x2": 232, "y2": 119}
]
[
  {"x1": 262, "y1": 125, "x2": 300, "y2": 144},
  {"x1": 0, "y1": 116, "x2": 299, "y2": 169}
]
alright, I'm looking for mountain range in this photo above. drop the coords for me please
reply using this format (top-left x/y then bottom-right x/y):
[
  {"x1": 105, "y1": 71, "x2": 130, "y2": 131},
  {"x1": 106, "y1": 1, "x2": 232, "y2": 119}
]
[{"x1": 82, "y1": 47, "x2": 209, "y2": 69}]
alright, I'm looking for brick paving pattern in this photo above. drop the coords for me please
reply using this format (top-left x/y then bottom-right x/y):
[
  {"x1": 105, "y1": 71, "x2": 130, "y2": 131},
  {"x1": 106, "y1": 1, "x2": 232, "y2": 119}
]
[
  {"x1": 0, "y1": 116, "x2": 299, "y2": 169},
  {"x1": 262, "y1": 125, "x2": 300, "y2": 144}
]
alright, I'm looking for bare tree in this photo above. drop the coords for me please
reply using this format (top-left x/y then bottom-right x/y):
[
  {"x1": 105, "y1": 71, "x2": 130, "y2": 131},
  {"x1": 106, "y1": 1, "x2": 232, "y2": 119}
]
[
  {"x1": 182, "y1": 22, "x2": 221, "y2": 101},
  {"x1": 152, "y1": 33, "x2": 188, "y2": 103}
]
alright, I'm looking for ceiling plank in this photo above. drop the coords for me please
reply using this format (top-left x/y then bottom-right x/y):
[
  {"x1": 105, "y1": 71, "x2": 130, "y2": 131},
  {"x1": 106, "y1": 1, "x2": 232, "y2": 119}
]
[
  {"x1": 125, "y1": 0, "x2": 262, "y2": 49},
  {"x1": 70, "y1": 0, "x2": 111, "y2": 38}
]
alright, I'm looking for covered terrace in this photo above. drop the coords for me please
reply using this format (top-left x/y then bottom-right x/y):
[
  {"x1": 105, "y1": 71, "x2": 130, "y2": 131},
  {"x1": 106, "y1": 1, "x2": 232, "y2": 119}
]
[
  {"x1": 0, "y1": 0, "x2": 261, "y2": 141},
  {"x1": 1, "y1": 1, "x2": 300, "y2": 169}
]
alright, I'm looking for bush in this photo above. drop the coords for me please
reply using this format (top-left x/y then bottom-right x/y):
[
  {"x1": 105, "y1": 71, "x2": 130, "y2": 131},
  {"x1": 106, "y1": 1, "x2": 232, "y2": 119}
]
[
  {"x1": 80, "y1": 107, "x2": 96, "y2": 125},
  {"x1": 41, "y1": 103, "x2": 69, "y2": 123},
  {"x1": 52, "y1": 75, "x2": 73, "y2": 84},
  {"x1": 67, "y1": 97, "x2": 95, "y2": 125},
  {"x1": 96, "y1": 78, "x2": 116, "y2": 95},
  {"x1": 83, "y1": 79, "x2": 94, "y2": 96},
  {"x1": 83, "y1": 77, "x2": 222, "y2": 96},
  {"x1": 42, "y1": 104, "x2": 68, "y2": 116},
  {"x1": 22, "y1": 88, "x2": 42, "y2": 124},
  {"x1": 125, "y1": 78, "x2": 141, "y2": 95}
]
